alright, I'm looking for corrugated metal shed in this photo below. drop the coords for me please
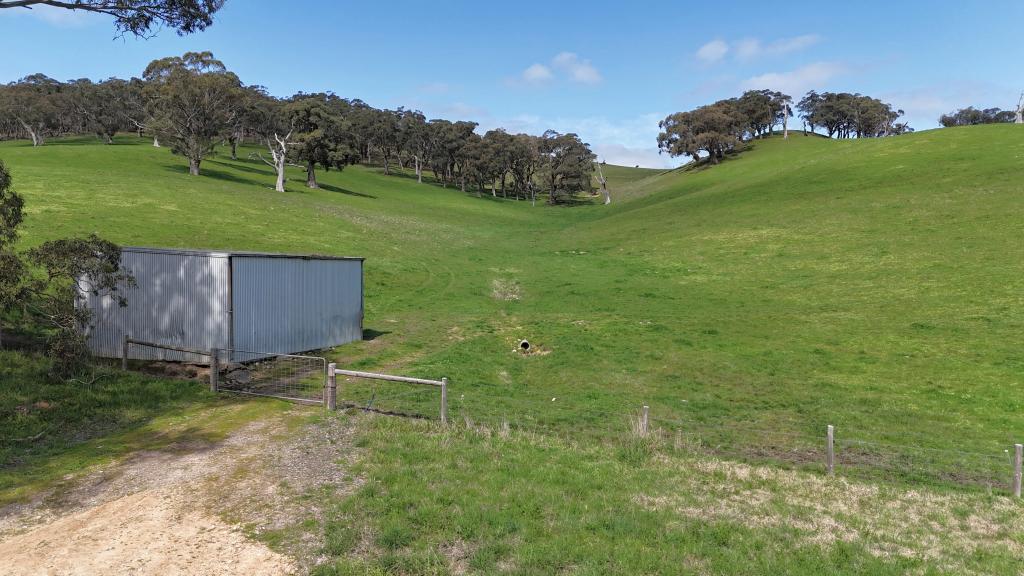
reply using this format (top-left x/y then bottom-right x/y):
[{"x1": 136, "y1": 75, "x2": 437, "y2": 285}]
[{"x1": 80, "y1": 247, "x2": 364, "y2": 362}]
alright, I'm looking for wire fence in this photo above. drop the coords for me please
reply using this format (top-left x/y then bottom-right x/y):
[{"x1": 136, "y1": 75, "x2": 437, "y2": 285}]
[
  {"x1": 333, "y1": 371, "x2": 444, "y2": 419},
  {"x1": 216, "y1": 349, "x2": 327, "y2": 404},
  {"x1": 339, "y1": 387, "x2": 1021, "y2": 496},
  {"x1": 121, "y1": 338, "x2": 327, "y2": 404},
  {"x1": 118, "y1": 340, "x2": 1021, "y2": 495}
]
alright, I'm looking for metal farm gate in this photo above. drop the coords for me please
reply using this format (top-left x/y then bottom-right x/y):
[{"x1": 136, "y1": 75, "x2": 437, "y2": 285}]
[
  {"x1": 122, "y1": 339, "x2": 449, "y2": 415},
  {"x1": 212, "y1": 348, "x2": 327, "y2": 404},
  {"x1": 124, "y1": 338, "x2": 328, "y2": 405}
]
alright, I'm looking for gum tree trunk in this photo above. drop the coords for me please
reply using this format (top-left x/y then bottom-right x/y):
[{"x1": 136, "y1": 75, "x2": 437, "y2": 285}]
[
  {"x1": 306, "y1": 162, "x2": 318, "y2": 189},
  {"x1": 188, "y1": 157, "x2": 201, "y2": 176}
]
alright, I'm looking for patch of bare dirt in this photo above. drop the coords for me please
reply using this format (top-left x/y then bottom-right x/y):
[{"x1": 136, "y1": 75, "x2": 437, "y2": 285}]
[
  {"x1": 0, "y1": 489, "x2": 294, "y2": 576},
  {"x1": 0, "y1": 406, "x2": 360, "y2": 576}
]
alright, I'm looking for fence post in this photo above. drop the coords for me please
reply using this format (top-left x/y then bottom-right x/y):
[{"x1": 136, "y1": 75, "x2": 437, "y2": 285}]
[
  {"x1": 641, "y1": 405, "x2": 650, "y2": 437},
  {"x1": 209, "y1": 348, "x2": 219, "y2": 393},
  {"x1": 121, "y1": 336, "x2": 129, "y2": 371},
  {"x1": 326, "y1": 363, "x2": 337, "y2": 411},
  {"x1": 440, "y1": 377, "x2": 448, "y2": 424},
  {"x1": 826, "y1": 424, "x2": 835, "y2": 476},
  {"x1": 1014, "y1": 443, "x2": 1022, "y2": 498}
]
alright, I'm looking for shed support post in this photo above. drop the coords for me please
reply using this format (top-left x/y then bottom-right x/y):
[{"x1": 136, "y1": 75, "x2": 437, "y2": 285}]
[
  {"x1": 327, "y1": 363, "x2": 337, "y2": 411},
  {"x1": 121, "y1": 336, "x2": 129, "y2": 371},
  {"x1": 210, "y1": 349, "x2": 219, "y2": 393},
  {"x1": 440, "y1": 377, "x2": 448, "y2": 425}
]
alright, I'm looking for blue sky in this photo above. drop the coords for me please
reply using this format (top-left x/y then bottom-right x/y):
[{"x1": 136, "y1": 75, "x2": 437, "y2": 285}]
[{"x1": 1, "y1": 0, "x2": 1021, "y2": 167}]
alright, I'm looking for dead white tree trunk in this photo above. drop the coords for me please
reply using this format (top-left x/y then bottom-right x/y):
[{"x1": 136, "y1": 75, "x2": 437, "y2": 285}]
[
  {"x1": 153, "y1": 135, "x2": 161, "y2": 147},
  {"x1": 1016, "y1": 92, "x2": 1023, "y2": 124},
  {"x1": 414, "y1": 155, "x2": 422, "y2": 183},
  {"x1": 596, "y1": 161, "x2": 611, "y2": 205},
  {"x1": 783, "y1": 102, "x2": 790, "y2": 139},
  {"x1": 16, "y1": 118, "x2": 42, "y2": 146},
  {"x1": 253, "y1": 131, "x2": 293, "y2": 192}
]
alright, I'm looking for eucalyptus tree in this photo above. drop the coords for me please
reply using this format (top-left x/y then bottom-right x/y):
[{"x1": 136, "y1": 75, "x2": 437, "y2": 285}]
[
  {"x1": 118, "y1": 77, "x2": 149, "y2": 138},
  {"x1": 285, "y1": 93, "x2": 359, "y2": 189},
  {"x1": 244, "y1": 90, "x2": 292, "y2": 192},
  {"x1": 0, "y1": 160, "x2": 24, "y2": 347},
  {"x1": 69, "y1": 78, "x2": 130, "y2": 144},
  {"x1": 796, "y1": 90, "x2": 823, "y2": 135},
  {"x1": 657, "y1": 100, "x2": 746, "y2": 164},
  {"x1": 482, "y1": 129, "x2": 515, "y2": 197},
  {"x1": 367, "y1": 108, "x2": 401, "y2": 175},
  {"x1": 0, "y1": 74, "x2": 64, "y2": 146},
  {"x1": 143, "y1": 52, "x2": 241, "y2": 175},
  {"x1": 537, "y1": 130, "x2": 595, "y2": 205},
  {"x1": 939, "y1": 107, "x2": 1016, "y2": 126},
  {"x1": 0, "y1": 0, "x2": 224, "y2": 37},
  {"x1": 401, "y1": 109, "x2": 430, "y2": 183},
  {"x1": 508, "y1": 133, "x2": 541, "y2": 202},
  {"x1": 427, "y1": 119, "x2": 477, "y2": 188}
]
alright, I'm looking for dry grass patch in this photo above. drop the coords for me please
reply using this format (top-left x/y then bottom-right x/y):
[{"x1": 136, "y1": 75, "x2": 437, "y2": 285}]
[{"x1": 637, "y1": 455, "x2": 1024, "y2": 574}]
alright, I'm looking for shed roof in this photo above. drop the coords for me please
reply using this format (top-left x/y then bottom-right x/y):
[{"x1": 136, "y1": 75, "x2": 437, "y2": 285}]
[{"x1": 122, "y1": 246, "x2": 364, "y2": 262}]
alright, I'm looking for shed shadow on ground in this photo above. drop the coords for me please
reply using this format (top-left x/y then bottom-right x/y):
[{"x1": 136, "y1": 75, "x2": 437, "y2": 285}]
[{"x1": 362, "y1": 328, "x2": 390, "y2": 341}]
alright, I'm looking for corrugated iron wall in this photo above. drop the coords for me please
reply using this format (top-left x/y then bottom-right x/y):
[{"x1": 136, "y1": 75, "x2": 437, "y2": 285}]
[
  {"x1": 81, "y1": 249, "x2": 232, "y2": 362},
  {"x1": 230, "y1": 256, "x2": 363, "y2": 361}
]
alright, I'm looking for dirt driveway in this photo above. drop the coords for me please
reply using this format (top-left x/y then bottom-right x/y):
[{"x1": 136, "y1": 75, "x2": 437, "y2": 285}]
[{"x1": 0, "y1": 406, "x2": 357, "y2": 576}]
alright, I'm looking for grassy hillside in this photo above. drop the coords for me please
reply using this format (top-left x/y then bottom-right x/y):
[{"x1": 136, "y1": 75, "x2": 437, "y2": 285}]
[
  {"x1": 3, "y1": 125, "x2": 1024, "y2": 573},
  {"x1": 4, "y1": 127, "x2": 1024, "y2": 452},
  {"x1": 594, "y1": 161, "x2": 666, "y2": 193}
]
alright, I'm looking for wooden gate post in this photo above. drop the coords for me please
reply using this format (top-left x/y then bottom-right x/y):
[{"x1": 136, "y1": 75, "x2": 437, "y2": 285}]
[
  {"x1": 326, "y1": 363, "x2": 337, "y2": 411},
  {"x1": 440, "y1": 377, "x2": 448, "y2": 424},
  {"x1": 209, "y1": 348, "x2": 219, "y2": 393},
  {"x1": 641, "y1": 405, "x2": 650, "y2": 437},
  {"x1": 826, "y1": 425, "x2": 835, "y2": 476},
  {"x1": 1014, "y1": 443, "x2": 1022, "y2": 498},
  {"x1": 122, "y1": 336, "x2": 129, "y2": 371}
]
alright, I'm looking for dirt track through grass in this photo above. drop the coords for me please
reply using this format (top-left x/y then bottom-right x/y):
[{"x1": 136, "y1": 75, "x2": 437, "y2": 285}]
[{"x1": 0, "y1": 403, "x2": 359, "y2": 575}]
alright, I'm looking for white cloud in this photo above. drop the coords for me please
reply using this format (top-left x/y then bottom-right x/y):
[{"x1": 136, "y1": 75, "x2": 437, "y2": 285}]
[
  {"x1": 696, "y1": 40, "x2": 729, "y2": 63},
  {"x1": 551, "y1": 52, "x2": 603, "y2": 85},
  {"x1": 734, "y1": 38, "x2": 762, "y2": 61},
  {"x1": 701, "y1": 35, "x2": 822, "y2": 64},
  {"x1": 521, "y1": 63, "x2": 554, "y2": 84},
  {"x1": 740, "y1": 62, "x2": 846, "y2": 95},
  {"x1": 770, "y1": 34, "x2": 821, "y2": 55},
  {"x1": 511, "y1": 53, "x2": 602, "y2": 87}
]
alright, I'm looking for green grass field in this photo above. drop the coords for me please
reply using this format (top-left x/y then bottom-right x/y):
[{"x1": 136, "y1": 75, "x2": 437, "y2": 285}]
[{"x1": 3, "y1": 125, "x2": 1024, "y2": 573}]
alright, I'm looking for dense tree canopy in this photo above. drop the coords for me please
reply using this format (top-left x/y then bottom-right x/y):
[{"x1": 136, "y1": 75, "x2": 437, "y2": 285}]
[
  {"x1": 795, "y1": 91, "x2": 910, "y2": 138},
  {"x1": 659, "y1": 89, "x2": 912, "y2": 166},
  {"x1": 0, "y1": 0, "x2": 224, "y2": 36},
  {"x1": 143, "y1": 51, "x2": 241, "y2": 175},
  {"x1": 938, "y1": 107, "x2": 1016, "y2": 127},
  {"x1": 657, "y1": 99, "x2": 747, "y2": 164},
  {"x1": 0, "y1": 51, "x2": 596, "y2": 202}
]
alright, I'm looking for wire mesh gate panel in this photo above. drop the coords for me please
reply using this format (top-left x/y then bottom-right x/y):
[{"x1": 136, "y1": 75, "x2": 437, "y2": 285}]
[{"x1": 216, "y1": 349, "x2": 327, "y2": 404}]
